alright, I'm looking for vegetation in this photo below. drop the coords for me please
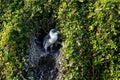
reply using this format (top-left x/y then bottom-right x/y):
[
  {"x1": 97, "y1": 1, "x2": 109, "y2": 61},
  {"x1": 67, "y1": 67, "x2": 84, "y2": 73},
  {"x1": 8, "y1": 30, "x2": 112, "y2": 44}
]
[
  {"x1": 0, "y1": 0, "x2": 120, "y2": 80},
  {"x1": 58, "y1": 0, "x2": 120, "y2": 79}
]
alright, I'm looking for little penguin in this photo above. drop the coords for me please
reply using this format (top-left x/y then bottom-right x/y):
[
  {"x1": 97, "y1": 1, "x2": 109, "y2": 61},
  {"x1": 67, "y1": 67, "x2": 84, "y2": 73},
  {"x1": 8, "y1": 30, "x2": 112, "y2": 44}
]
[{"x1": 43, "y1": 29, "x2": 58, "y2": 53}]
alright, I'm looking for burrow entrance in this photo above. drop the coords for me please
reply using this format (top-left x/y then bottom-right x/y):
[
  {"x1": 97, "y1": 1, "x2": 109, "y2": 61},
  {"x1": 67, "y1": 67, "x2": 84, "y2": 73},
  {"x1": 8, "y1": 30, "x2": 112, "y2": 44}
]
[{"x1": 26, "y1": 18, "x2": 62, "y2": 80}]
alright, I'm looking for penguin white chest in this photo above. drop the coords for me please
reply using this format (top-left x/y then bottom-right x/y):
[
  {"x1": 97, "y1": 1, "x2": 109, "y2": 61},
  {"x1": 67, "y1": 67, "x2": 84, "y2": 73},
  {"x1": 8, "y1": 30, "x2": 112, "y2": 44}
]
[{"x1": 49, "y1": 36, "x2": 58, "y2": 44}]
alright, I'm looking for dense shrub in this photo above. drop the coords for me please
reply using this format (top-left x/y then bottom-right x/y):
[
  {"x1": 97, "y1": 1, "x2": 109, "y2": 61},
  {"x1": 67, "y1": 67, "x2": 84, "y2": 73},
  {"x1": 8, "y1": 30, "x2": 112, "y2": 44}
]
[
  {"x1": 58, "y1": 0, "x2": 120, "y2": 80},
  {"x1": 0, "y1": 0, "x2": 120, "y2": 80},
  {"x1": 0, "y1": 0, "x2": 60, "y2": 79},
  {"x1": 0, "y1": 0, "x2": 32, "y2": 79}
]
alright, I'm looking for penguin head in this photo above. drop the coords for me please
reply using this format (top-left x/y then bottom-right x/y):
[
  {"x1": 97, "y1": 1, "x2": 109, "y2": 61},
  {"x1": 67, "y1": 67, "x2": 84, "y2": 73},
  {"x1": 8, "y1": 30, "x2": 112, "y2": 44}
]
[
  {"x1": 49, "y1": 29, "x2": 58, "y2": 37},
  {"x1": 51, "y1": 29, "x2": 58, "y2": 33}
]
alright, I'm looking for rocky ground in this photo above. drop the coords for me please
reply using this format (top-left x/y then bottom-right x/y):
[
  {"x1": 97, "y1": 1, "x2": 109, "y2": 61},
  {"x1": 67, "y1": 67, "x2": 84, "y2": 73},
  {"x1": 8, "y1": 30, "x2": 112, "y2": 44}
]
[{"x1": 26, "y1": 34, "x2": 62, "y2": 80}]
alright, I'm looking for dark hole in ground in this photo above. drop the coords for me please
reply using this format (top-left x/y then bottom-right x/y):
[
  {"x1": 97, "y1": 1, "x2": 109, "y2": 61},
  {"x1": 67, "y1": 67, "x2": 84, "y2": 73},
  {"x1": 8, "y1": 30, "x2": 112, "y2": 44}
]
[
  {"x1": 37, "y1": 28, "x2": 47, "y2": 42},
  {"x1": 28, "y1": 15, "x2": 63, "y2": 79},
  {"x1": 28, "y1": 26, "x2": 62, "y2": 80},
  {"x1": 33, "y1": 54, "x2": 59, "y2": 80}
]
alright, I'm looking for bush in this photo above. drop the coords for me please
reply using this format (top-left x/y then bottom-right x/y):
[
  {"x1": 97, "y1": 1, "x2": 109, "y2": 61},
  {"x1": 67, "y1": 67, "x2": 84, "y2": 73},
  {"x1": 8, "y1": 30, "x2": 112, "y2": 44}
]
[
  {"x1": 0, "y1": 0, "x2": 59, "y2": 79},
  {"x1": 0, "y1": 0, "x2": 32, "y2": 79},
  {"x1": 58, "y1": 0, "x2": 120, "y2": 79},
  {"x1": 0, "y1": 0, "x2": 120, "y2": 80}
]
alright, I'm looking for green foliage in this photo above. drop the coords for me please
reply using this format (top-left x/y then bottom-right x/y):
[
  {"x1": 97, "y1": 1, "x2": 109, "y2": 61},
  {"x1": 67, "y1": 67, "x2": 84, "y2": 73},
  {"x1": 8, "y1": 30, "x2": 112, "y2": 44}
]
[
  {"x1": 58, "y1": 0, "x2": 120, "y2": 79},
  {"x1": 0, "y1": 1, "x2": 32, "y2": 79},
  {"x1": 0, "y1": 0, "x2": 60, "y2": 79},
  {"x1": 0, "y1": 0, "x2": 120, "y2": 80}
]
